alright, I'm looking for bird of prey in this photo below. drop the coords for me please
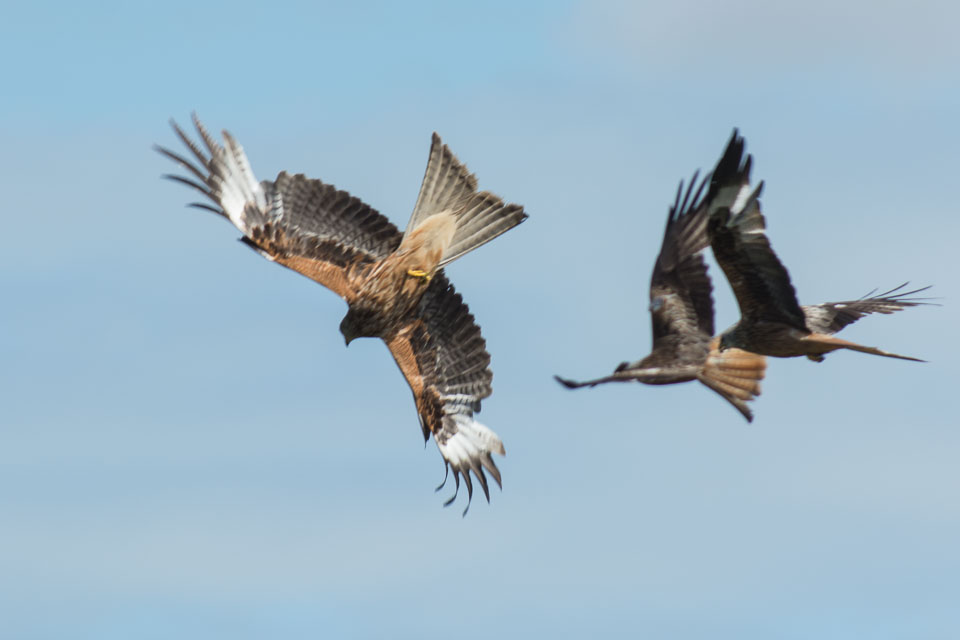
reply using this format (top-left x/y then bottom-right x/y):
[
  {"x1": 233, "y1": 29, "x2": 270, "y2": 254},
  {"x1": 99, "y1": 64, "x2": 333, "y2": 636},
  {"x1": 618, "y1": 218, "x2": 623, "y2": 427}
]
[
  {"x1": 555, "y1": 132, "x2": 767, "y2": 422},
  {"x1": 156, "y1": 115, "x2": 526, "y2": 513},
  {"x1": 707, "y1": 132, "x2": 929, "y2": 362}
]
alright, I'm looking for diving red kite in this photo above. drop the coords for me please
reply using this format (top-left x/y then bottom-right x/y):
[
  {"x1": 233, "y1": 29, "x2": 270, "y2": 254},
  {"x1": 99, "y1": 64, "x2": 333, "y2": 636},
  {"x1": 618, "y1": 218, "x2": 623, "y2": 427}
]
[
  {"x1": 556, "y1": 131, "x2": 766, "y2": 421},
  {"x1": 156, "y1": 115, "x2": 526, "y2": 513},
  {"x1": 707, "y1": 131, "x2": 930, "y2": 362}
]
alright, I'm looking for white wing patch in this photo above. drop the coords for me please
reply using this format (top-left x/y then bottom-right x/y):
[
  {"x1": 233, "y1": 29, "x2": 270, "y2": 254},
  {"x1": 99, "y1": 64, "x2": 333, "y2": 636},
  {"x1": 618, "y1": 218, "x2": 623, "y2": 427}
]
[
  {"x1": 434, "y1": 413, "x2": 504, "y2": 515},
  {"x1": 213, "y1": 132, "x2": 266, "y2": 233},
  {"x1": 729, "y1": 182, "x2": 753, "y2": 215}
]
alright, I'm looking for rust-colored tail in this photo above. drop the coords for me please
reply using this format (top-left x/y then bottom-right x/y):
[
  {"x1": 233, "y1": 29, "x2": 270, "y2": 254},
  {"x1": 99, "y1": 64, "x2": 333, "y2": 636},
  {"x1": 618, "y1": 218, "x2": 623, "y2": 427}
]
[
  {"x1": 697, "y1": 338, "x2": 767, "y2": 422},
  {"x1": 802, "y1": 333, "x2": 925, "y2": 362}
]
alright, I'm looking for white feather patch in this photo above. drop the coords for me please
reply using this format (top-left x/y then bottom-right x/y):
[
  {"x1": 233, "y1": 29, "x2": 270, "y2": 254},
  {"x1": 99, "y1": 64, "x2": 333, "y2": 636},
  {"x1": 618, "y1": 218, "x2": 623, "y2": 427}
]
[
  {"x1": 730, "y1": 183, "x2": 753, "y2": 215},
  {"x1": 208, "y1": 133, "x2": 264, "y2": 235},
  {"x1": 435, "y1": 414, "x2": 505, "y2": 471}
]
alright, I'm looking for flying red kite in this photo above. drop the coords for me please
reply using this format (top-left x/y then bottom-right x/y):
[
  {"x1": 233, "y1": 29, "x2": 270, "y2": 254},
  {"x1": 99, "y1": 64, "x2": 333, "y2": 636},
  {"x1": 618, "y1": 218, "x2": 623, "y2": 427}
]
[
  {"x1": 555, "y1": 131, "x2": 766, "y2": 421},
  {"x1": 156, "y1": 115, "x2": 526, "y2": 513},
  {"x1": 707, "y1": 132, "x2": 930, "y2": 362}
]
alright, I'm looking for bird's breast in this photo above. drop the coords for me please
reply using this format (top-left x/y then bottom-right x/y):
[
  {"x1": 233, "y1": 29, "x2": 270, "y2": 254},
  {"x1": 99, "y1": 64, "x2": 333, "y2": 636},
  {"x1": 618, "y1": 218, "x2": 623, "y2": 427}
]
[{"x1": 352, "y1": 253, "x2": 433, "y2": 333}]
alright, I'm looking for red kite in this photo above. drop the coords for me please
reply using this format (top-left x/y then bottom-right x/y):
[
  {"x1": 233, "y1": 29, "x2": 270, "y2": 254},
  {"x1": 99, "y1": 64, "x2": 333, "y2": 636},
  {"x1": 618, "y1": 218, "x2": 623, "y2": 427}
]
[
  {"x1": 707, "y1": 132, "x2": 930, "y2": 362},
  {"x1": 556, "y1": 131, "x2": 766, "y2": 421},
  {"x1": 156, "y1": 115, "x2": 526, "y2": 513}
]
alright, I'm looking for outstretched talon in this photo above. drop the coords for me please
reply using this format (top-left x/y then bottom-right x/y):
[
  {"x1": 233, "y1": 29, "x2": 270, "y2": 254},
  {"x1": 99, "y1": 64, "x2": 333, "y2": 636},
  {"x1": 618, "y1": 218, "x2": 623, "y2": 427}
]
[{"x1": 407, "y1": 268, "x2": 432, "y2": 283}]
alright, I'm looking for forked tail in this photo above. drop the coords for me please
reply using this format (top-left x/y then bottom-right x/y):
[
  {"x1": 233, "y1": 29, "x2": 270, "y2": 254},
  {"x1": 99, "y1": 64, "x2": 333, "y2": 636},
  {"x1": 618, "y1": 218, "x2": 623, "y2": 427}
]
[
  {"x1": 404, "y1": 133, "x2": 526, "y2": 266},
  {"x1": 697, "y1": 339, "x2": 766, "y2": 422}
]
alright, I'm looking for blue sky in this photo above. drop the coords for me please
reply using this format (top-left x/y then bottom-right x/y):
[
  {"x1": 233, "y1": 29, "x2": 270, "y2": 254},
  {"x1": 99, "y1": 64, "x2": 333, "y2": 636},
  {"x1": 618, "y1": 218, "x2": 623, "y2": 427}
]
[{"x1": 2, "y1": 1, "x2": 958, "y2": 638}]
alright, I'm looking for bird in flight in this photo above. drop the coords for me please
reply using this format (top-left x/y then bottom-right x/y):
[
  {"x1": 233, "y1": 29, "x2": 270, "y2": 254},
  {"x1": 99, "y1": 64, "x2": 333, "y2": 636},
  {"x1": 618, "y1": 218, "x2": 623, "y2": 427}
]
[
  {"x1": 156, "y1": 115, "x2": 527, "y2": 514},
  {"x1": 707, "y1": 132, "x2": 930, "y2": 362},
  {"x1": 555, "y1": 132, "x2": 767, "y2": 422}
]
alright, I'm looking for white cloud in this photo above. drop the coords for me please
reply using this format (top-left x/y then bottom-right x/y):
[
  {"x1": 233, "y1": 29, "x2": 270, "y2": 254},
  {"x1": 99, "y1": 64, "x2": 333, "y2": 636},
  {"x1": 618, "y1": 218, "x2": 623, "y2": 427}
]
[{"x1": 565, "y1": 0, "x2": 959, "y2": 73}]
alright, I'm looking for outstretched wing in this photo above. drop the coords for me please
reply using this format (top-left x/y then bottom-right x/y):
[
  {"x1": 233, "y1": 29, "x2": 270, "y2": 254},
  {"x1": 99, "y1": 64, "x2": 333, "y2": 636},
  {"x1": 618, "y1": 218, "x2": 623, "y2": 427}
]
[
  {"x1": 706, "y1": 132, "x2": 807, "y2": 331},
  {"x1": 802, "y1": 283, "x2": 934, "y2": 335},
  {"x1": 649, "y1": 129, "x2": 757, "y2": 346},
  {"x1": 649, "y1": 170, "x2": 714, "y2": 343},
  {"x1": 385, "y1": 272, "x2": 502, "y2": 515},
  {"x1": 155, "y1": 115, "x2": 402, "y2": 301}
]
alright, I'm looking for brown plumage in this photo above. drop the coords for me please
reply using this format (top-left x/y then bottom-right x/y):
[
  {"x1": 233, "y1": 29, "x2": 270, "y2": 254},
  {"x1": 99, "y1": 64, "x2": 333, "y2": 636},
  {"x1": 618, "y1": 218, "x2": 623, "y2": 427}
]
[
  {"x1": 707, "y1": 132, "x2": 931, "y2": 363},
  {"x1": 555, "y1": 131, "x2": 766, "y2": 422},
  {"x1": 156, "y1": 115, "x2": 526, "y2": 514}
]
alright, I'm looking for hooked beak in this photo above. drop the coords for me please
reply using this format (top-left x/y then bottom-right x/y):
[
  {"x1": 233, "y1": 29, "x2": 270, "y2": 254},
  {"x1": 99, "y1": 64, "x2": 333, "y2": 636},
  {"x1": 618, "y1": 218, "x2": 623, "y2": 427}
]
[{"x1": 339, "y1": 316, "x2": 355, "y2": 347}]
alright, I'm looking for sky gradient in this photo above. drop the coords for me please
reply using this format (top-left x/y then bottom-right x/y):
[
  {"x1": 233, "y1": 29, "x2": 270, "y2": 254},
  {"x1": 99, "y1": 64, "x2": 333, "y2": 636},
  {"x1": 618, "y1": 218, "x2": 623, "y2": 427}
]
[{"x1": 2, "y1": 1, "x2": 958, "y2": 638}]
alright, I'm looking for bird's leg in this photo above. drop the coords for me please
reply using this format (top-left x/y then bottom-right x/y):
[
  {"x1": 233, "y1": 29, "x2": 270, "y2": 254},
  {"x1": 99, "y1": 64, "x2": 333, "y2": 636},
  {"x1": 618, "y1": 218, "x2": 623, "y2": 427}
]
[
  {"x1": 407, "y1": 269, "x2": 432, "y2": 283},
  {"x1": 806, "y1": 353, "x2": 825, "y2": 363}
]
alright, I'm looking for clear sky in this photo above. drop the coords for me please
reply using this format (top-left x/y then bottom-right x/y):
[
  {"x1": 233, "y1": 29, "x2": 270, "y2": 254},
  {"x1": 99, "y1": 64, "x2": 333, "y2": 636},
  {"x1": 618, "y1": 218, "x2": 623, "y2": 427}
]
[{"x1": 2, "y1": 1, "x2": 958, "y2": 638}]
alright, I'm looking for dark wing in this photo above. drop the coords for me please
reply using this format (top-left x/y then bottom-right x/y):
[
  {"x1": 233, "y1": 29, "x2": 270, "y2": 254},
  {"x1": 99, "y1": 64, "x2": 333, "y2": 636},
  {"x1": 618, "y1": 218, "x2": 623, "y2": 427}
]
[
  {"x1": 649, "y1": 129, "x2": 758, "y2": 347},
  {"x1": 155, "y1": 115, "x2": 402, "y2": 301},
  {"x1": 706, "y1": 132, "x2": 807, "y2": 331},
  {"x1": 649, "y1": 170, "x2": 714, "y2": 343},
  {"x1": 802, "y1": 283, "x2": 935, "y2": 335},
  {"x1": 385, "y1": 272, "x2": 502, "y2": 516}
]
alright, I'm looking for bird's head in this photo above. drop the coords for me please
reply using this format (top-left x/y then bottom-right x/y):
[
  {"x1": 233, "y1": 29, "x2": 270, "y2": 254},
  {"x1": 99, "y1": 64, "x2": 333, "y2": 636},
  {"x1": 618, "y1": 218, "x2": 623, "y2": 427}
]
[
  {"x1": 339, "y1": 307, "x2": 369, "y2": 346},
  {"x1": 717, "y1": 331, "x2": 735, "y2": 352},
  {"x1": 339, "y1": 317, "x2": 358, "y2": 346}
]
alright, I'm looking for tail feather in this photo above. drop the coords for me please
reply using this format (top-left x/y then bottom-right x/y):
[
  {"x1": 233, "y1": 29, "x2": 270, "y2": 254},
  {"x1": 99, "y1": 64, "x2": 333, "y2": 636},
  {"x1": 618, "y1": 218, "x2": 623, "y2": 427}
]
[
  {"x1": 697, "y1": 341, "x2": 766, "y2": 422},
  {"x1": 408, "y1": 132, "x2": 478, "y2": 230},
  {"x1": 803, "y1": 334, "x2": 925, "y2": 362},
  {"x1": 440, "y1": 195, "x2": 526, "y2": 266},
  {"x1": 405, "y1": 133, "x2": 526, "y2": 267}
]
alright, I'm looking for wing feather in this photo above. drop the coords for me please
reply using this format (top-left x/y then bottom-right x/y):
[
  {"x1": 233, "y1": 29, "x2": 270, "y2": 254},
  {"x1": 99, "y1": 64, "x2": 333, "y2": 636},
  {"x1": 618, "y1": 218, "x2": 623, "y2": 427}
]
[
  {"x1": 649, "y1": 129, "x2": 757, "y2": 346},
  {"x1": 706, "y1": 133, "x2": 807, "y2": 330},
  {"x1": 156, "y1": 115, "x2": 402, "y2": 301},
  {"x1": 802, "y1": 283, "x2": 934, "y2": 335},
  {"x1": 649, "y1": 169, "x2": 714, "y2": 342},
  {"x1": 385, "y1": 272, "x2": 502, "y2": 515}
]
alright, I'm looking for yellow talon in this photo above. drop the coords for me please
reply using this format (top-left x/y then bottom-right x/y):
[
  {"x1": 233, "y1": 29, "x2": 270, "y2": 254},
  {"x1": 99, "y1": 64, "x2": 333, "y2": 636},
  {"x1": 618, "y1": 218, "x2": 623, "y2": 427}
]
[{"x1": 407, "y1": 269, "x2": 432, "y2": 282}]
